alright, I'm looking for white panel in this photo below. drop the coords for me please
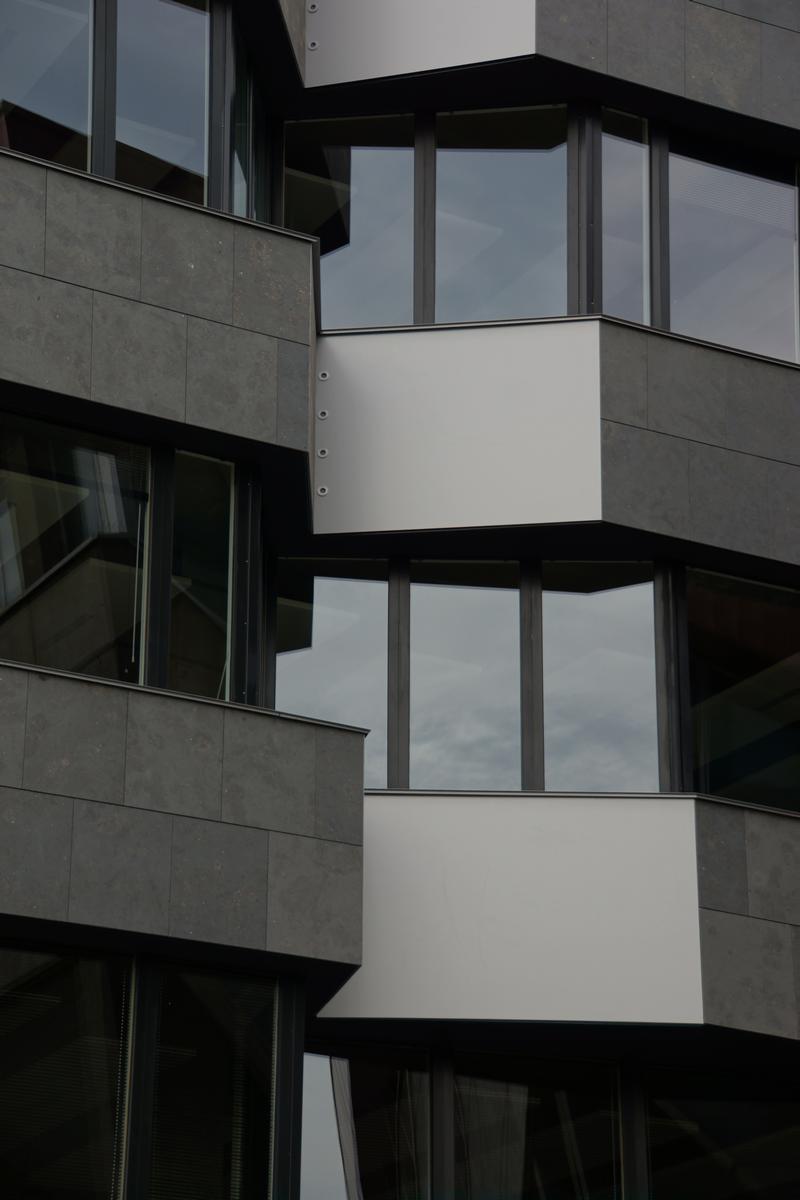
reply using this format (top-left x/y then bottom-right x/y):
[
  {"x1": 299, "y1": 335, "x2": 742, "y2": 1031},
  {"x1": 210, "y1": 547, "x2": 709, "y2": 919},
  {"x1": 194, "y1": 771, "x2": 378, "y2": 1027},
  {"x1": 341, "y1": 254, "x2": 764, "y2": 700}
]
[
  {"x1": 306, "y1": 0, "x2": 536, "y2": 88},
  {"x1": 314, "y1": 322, "x2": 602, "y2": 535},
  {"x1": 321, "y1": 793, "x2": 704, "y2": 1024}
]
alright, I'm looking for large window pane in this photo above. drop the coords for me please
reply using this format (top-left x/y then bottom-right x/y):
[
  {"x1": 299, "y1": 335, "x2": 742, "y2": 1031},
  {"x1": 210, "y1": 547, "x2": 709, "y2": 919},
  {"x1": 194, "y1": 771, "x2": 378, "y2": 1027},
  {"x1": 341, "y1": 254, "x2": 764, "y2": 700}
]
[
  {"x1": 284, "y1": 117, "x2": 415, "y2": 328},
  {"x1": 454, "y1": 1054, "x2": 619, "y2": 1200},
  {"x1": 0, "y1": 947, "x2": 129, "y2": 1198},
  {"x1": 0, "y1": 0, "x2": 92, "y2": 169},
  {"x1": 0, "y1": 415, "x2": 148, "y2": 682},
  {"x1": 670, "y1": 148, "x2": 799, "y2": 360},
  {"x1": 436, "y1": 107, "x2": 568, "y2": 323},
  {"x1": 688, "y1": 570, "x2": 800, "y2": 810},
  {"x1": 410, "y1": 562, "x2": 520, "y2": 790},
  {"x1": 148, "y1": 967, "x2": 276, "y2": 1199},
  {"x1": 543, "y1": 564, "x2": 658, "y2": 791},
  {"x1": 276, "y1": 560, "x2": 388, "y2": 787},
  {"x1": 116, "y1": 0, "x2": 209, "y2": 204},
  {"x1": 602, "y1": 111, "x2": 650, "y2": 323},
  {"x1": 168, "y1": 452, "x2": 233, "y2": 700}
]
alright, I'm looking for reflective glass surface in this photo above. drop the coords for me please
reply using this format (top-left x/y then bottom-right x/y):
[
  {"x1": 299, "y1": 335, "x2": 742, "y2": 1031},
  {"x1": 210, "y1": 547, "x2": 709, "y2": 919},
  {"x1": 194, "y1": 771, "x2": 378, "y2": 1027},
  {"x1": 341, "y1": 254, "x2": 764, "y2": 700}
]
[
  {"x1": 116, "y1": 0, "x2": 209, "y2": 204},
  {"x1": 168, "y1": 453, "x2": 233, "y2": 700},
  {"x1": 410, "y1": 563, "x2": 520, "y2": 790},
  {"x1": 670, "y1": 149, "x2": 799, "y2": 360},
  {"x1": 284, "y1": 117, "x2": 415, "y2": 328},
  {"x1": 436, "y1": 107, "x2": 568, "y2": 322},
  {"x1": 602, "y1": 111, "x2": 650, "y2": 323},
  {"x1": 0, "y1": 415, "x2": 148, "y2": 682},
  {"x1": 0, "y1": 0, "x2": 92, "y2": 168},
  {"x1": 688, "y1": 570, "x2": 800, "y2": 810},
  {"x1": 276, "y1": 561, "x2": 388, "y2": 787},
  {"x1": 543, "y1": 564, "x2": 658, "y2": 791}
]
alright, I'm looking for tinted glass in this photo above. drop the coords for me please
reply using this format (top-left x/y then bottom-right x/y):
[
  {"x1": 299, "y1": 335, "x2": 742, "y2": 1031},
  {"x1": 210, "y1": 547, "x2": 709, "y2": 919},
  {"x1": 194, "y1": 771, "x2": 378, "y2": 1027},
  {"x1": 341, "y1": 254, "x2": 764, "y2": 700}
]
[
  {"x1": 116, "y1": 0, "x2": 209, "y2": 204},
  {"x1": 148, "y1": 967, "x2": 276, "y2": 1199},
  {"x1": 168, "y1": 453, "x2": 233, "y2": 700},
  {"x1": 276, "y1": 561, "x2": 388, "y2": 787},
  {"x1": 436, "y1": 107, "x2": 568, "y2": 322},
  {"x1": 688, "y1": 570, "x2": 800, "y2": 809},
  {"x1": 543, "y1": 564, "x2": 658, "y2": 791},
  {"x1": 0, "y1": 948, "x2": 129, "y2": 1198},
  {"x1": 410, "y1": 562, "x2": 520, "y2": 790},
  {"x1": 285, "y1": 117, "x2": 415, "y2": 328},
  {"x1": 670, "y1": 149, "x2": 798, "y2": 360},
  {"x1": 0, "y1": 415, "x2": 148, "y2": 682},
  {"x1": 602, "y1": 111, "x2": 650, "y2": 323},
  {"x1": 0, "y1": 0, "x2": 92, "y2": 168},
  {"x1": 454, "y1": 1054, "x2": 619, "y2": 1200}
]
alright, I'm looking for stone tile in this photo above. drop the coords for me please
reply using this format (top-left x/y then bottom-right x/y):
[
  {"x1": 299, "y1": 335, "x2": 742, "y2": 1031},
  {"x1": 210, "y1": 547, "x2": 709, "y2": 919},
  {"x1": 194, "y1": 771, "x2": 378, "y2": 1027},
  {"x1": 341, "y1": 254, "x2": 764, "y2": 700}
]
[
  {"x1": 141, "y1": 200, "x2": 233, "y2": 323},
  {"x1": 267, "y1": 833, "x2": 362, "y2": 963},
  {"x1": 0, "y1": 266, "x2": 91, "y2": 397},
  {"x1": 91, "y1": 292, "x2": 187, "y2": 421},
  {"x1": 695, "y1": 801, "x2": 748, "y2": 914},
  {"x1": 761, "y1": 26, "x2": 800, "y2": 127},
  {"x1": 535, "y1": 0, "x2": 608, "y2": 72},
  {"x1": 169, "y1": 817, "x2": 268, "y2": 949},
  {"x1": 0, "y1": 786, "x2": 72, "y2": 920},
  {"x1": 769, "y1": 461, "x2": 800, "y2": 565},
  {"x1": 0, "y1": 154, "x2": 46, "y2": 273},
  {"x1": 125, "y1": 692, "x2": 223, "y2": 820},
  {"x1": 45, "y1": 172, "x2": 142, "y2": 299},
  {"x1": 647, "y1": 337, "x2": 728, "y2": 444},
  {"x1": 722, "y1": 0, "x2": 800, "y2": 33},
  {"x1": 0, "y1": 667, "x2": 28, "y2": 788},
  {"x1": 222, "y1": 711, "x2": 316, "y2": 835},
  {"x1": 233, "y1": 225, "x2": 311, "y2": 343},
  {"x1": 315, "y1": 726, "x2": 364, "y2": 844},
  {"x1": 601, "y1": 422, "x2": 691, "y2": 538},
  {"x1": 725, "y1": 358, "x2": 800, "y2": 466},
  {"x1": 700, "y1": 908, "x2": 797, "y2": 1039},
  {"x1": 599, "y1": 323, "x2": 648, "y2": 427},
  {"x1": 23, "y1": 673, "x2": 127, "y2": 804},
  {"x1": 688, "y1": 443, "x2": 773, "y2": 558},
  {"x1": 686, "y1": 4, "x2": 761, "y2": 115},
  {"x1": 608, "y1": 0, "x2": 685, "y2": 94},
  {"x1": 746, "y1": 810, "x2": 800, "y2": 925},
  {"x1": 277, "y1": 339, "x2": 311, "y2": 450},
  {"x1": 69, "y1": 799, "x2": 171, "y2": 934},
  {"x1": 186, "y1": 317, "x2": 277, "y2": 441}
]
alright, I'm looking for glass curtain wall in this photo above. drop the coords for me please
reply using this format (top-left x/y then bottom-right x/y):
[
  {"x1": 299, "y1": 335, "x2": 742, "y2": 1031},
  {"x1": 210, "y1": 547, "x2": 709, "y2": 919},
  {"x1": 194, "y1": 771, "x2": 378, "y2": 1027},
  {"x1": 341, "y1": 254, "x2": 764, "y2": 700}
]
[{"x1": 602, "y1": 111, "x2": 650, "y2": 323}]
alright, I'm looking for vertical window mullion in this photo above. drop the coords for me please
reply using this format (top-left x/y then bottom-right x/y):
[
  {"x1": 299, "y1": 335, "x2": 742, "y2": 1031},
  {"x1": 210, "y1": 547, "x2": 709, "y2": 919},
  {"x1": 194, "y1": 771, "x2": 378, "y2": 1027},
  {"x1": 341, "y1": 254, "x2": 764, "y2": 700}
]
[
  {"x1": 568, "y1": 104, "x2": 603, "y2": 316},
  {"x1": 144, "y1": 446, "x2": 175, "y2": 690},
  {"x1": 208, "y1": 0, "x2": 232, "y2": 211},
  {"x1": 619, "y1": 1065, "x2": 651, "y2": 1200},
  {"x1": 270, "y1": 981, "x2": 306, "y2": 1200},
  {"x1": 91, "y1": 0, "x2": 117, "y2": 178},
  {"x1": 431, "y1": 1054, "x2": 455, "y2": 1200},
  {"x1": 520, "y1": 559, "x2": 545, "y2": 790},
  {"x1": 121, "y1": 961, "x2": 161, "y2": 1200},
  {"x1": 231, "y1": 466, "x2": 264, "y2": 706},
  {"x1": 654, "y1": 562, "x2": 686, "y2": 791},
  {"x1": 414, "y1": 114, "x2": 437, "y2": 324},
  {"x1": 650, "y1": 129, "x2": 670, "y2": 329},
  {"x1": 263, "y1": 549, "x2": 278, "y2": 710},
  {"x1": 388, "y1": 558, "x2": 410, "y2": 787}
]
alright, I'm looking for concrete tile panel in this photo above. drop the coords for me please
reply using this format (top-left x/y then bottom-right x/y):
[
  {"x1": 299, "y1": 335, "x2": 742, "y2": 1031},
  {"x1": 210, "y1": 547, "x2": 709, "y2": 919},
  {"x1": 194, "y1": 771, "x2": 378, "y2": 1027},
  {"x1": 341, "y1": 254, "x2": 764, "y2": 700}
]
[
  {"x1": 608, "y1": 0, "x2": 685, "y2": 94},
  {"x1": 141, "y1": 200, "x2": 233, "y2": 323},
  {"x1": 599, "y1": 323, "x2": 648, "y2": 427},
  {"x1": 647, "y1": 337, "x2": 728, "y2": 444},
  {"x1": 601, "y1": 421, "x2": 691, "y2": 537},
  {"x1": 725, "y1": 358, "x2": 800, "y2": 467},
  {"x1": 695, "y1": 801, "x2": 748, "y2": 915},
  {"x1": 267, "y1": 833, "x2": 362, "y2": 963},
  {"x1": 91, "y1": 292, "x2": 187, "y2": 421},
  {"x1": 45, "y1": 171, "x2": 142, "y2": 299},
  {"x1": 169, "y1": 817, "x2": 268, "y2": 949},
  {"x1": 277, "y1": 339, "x2": 311, "y2": 450},
  {"x1": 720, "y1": 0, "x2": 800, "y2": 32},
  {"x1": 315, "y1": 726, "x2": 364, "y2": 845},
  {"x1": 0, "y1": 155, "x2": 46, "y2": 273},
  {"x1": 535, "y1": 0, "x2": 608, "y2": 72},
  {"x1": 761, "y1": 25, "x2": 800, "y2": 127},
  {"x1": 769, "y1": 461, "x2": 800, "y2": 565},
  {"x1": 222, "y1": 710, "x2": 316, "y2": 835},
  {"x1": 23, "y1": 673, "x2": 127, "y2": 804},
  {"x1": 0, "y1": 786, "x2": 72, "y2": 920},
  {"x1": 688, "y1": 443, "x2": 773, "y2": 558},
  {"x1": 0, "y1": 667, "x2": 28, "y2": 788},
  {"x1": 69, "y1": 799, "x2": 171, "y2": 934},
  {"x1": 233, "y1": 225, "x2": 312, "y2": 344},
  {"x1": 746, "y1": 810, "x2": 800, "y2": 925},
  {"x1": 686, "y1": 4, "x2": 761, "y2": 115},
  {"x1": 0, "y1": 266, "x2": 91, "y2": 398},
  {"x1": 186, "y1": 317, "x2": 278, "y2": 442},
  {"x1": 700, "y1": 908, "x2": 797, "y2": 1039},
  {"x1": 125, "y1": 691, "x2": 223, "y2": 820}
]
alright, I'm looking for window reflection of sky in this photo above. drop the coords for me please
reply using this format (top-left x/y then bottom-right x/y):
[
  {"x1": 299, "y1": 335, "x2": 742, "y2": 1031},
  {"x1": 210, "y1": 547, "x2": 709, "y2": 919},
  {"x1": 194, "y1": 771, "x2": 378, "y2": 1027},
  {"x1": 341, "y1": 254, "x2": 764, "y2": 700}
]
[
  {"x1": 602, "y1": 129, "x2": 650, "y2": 323},
  {"x1": 0, "y1": 0, "x2": 91, "y2": 134}
]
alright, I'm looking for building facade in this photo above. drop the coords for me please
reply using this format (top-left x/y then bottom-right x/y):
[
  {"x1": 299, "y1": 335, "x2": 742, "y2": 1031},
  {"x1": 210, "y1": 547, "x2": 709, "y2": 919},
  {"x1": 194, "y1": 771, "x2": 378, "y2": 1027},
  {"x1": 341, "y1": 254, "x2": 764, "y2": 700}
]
[{"x1": 0, "y1": 0, "x2": 799, "y2": 1196}]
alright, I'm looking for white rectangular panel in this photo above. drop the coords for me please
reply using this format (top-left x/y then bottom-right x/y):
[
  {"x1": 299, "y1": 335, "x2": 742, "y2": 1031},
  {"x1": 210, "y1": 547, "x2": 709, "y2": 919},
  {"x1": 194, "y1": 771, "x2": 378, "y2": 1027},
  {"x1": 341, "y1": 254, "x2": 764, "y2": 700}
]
[
  {"x1": 321, "y1": 793, "x2": 704, "y2": 1024},
  {"x1": 306, "y1": 0, "x2": 536, "y2": 88},
  {"x1": 314, "y1": 321, "x2": 602, "y2": 535}
]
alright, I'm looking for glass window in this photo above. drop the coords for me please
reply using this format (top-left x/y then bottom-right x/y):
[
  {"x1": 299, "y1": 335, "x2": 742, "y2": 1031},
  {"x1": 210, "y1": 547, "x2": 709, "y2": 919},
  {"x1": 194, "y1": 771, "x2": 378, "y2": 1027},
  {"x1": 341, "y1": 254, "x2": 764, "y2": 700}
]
[
  {"x1": 0, "y1": 414, "x2": 148, "y2": 683},
  {"x1": 602, "y1": 111, "x2": 650, "y2": 323},
  {"x1": 410, "y1": 562, "x2": 520, "y2": 790},
  {"x1": 0, "y1": 0, "x2": 92, "y2": 169},
  {"x1": 284, "y1": 117, "x2": 415, "y2": 329},
  {"x1": 436, "y1": 107, "x2": 568, "y2": 323},
  {"x1": 0, "y1": 948, "x2": 129, "y2": 1198},
  {"x1": 669, "y1": 147, "x2": 799, "y2": 360},
  {"x1": 542, "y1": 564, "x2": 659, "y2": 791},
  {"x1": 688, "y1": 570, "x2": 800, "y2": 810},
  {"x1": 454, "y1": 1053, "x2": 620, "y2": 1200},
  {"x1": 276, "y1": 560, "x2": 388, "y2": 787},
  {"x1": 168, "y1": 452, "x2": 233, "y2": 700},
  {"x1": 116, "y1": 0, "x2": 210, "y2": 204}
]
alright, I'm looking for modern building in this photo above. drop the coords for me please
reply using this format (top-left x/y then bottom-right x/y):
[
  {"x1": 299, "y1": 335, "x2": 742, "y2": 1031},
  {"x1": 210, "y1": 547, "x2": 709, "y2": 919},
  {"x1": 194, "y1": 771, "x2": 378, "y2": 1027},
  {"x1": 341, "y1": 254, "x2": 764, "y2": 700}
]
[{"x1": 0, "y1": 0, "x2": 799, "y2": 1195}]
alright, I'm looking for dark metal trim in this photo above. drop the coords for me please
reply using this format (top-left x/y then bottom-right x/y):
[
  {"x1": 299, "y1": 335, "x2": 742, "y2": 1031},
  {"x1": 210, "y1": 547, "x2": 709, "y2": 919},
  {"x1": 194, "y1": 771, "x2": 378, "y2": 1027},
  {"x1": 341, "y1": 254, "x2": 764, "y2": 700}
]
[
  {"x1": 619, "y1": 1065, "x2": 650, "y2": 1200},
  {"x1": 387, "y1": 559, "x2": 410, "y2": 788},
  {"x1": 414, "y1": 114, "x2": 437, "y2": 325},
  {"x1": 122, "y1": 961, "x2": 161, "y2": 1200},
  {"x1": 567, "y1": 106, "x2": 582, "y2": 315},
  {"x1": 208, "y1": 1, "x2": 233, "y2": 211},
  {"x1": 263, "y1": 549, "x2": 278, "y2": 710},
  {"x1": 91, "y1": 0, "x2": 117, "y2": 178},
  {"x1": 231, "y1": 466, "x2": 264, "y2": 706},
  {"x1": 270, "y1": 980, "x2": 306, "y2": 1200},
  {"x1": 520, "y1": 560, "x2": 545, "y2": 790},
  {"x1": 144, "y1": 447, "x2": 175, "y2": 690},
  {"x1": 431, "y1": 1054, "x2": 455, "y2": 1200},
  {"x1": 673, "y1": 564, "x2": 694, "y2": 792},
  {"x1": 570, "y1": 104, "x2": 603, "y2": 315},
  {"x1": 650, "y1": 129, "x2": 671, "y2": 330},
  {"x1": 654, "y1": 562, "x2": 687, "y2": 791},
  {"x1": 586, "y1": 105, "x2": 603, "y2": 315}
]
